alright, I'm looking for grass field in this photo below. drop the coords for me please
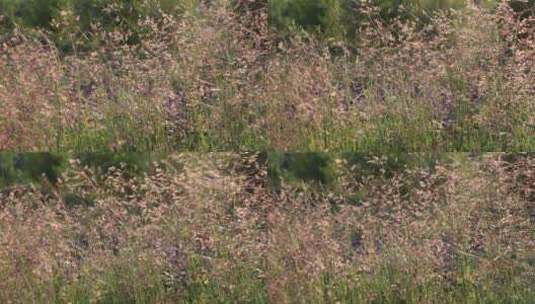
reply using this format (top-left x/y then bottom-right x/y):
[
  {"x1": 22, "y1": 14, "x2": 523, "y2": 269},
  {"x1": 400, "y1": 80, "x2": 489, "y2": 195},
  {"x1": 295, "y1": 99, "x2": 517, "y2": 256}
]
[
  {"x1": 1, "y1": 152, "x2": 534, "y2": 303},
  {"x1": 1, "y1": 1, "x2": 533, "y2": 152},
  {"x1": 1, "y1": 1, "x2": 534, "y2": 303}
]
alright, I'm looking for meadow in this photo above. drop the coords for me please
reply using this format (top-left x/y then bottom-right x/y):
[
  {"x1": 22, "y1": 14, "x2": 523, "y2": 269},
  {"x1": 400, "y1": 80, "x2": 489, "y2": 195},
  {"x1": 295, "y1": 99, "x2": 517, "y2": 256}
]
[
  {"x1": 1, "y1": 0, "x2": 533, "y2": 152},
  {"x1": 1, "y1": 152, "x2": 534, "y2": 303},
  {"x1": 1, "y1": 1, "x2": 534, "y2": 303}
]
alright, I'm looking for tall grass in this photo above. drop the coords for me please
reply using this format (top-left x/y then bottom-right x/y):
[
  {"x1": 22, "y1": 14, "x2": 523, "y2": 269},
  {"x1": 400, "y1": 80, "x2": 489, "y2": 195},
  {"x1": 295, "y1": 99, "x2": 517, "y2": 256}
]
[
  {"x1": 0, "y1": 153, "x2": 534, "y2": 303},
  {"x1": 2, "y1": 1, "x2": 534, "y2": 302},
  {"x1": 1, "y1": 1, "x2": 533, "y2": 152}
]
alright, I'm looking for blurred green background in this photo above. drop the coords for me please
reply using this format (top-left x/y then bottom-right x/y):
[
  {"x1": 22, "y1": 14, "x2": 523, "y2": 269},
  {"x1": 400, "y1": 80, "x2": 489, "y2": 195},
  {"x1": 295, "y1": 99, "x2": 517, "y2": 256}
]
[
  {"x1": 0, "y1": 0, "x2": 200, "y2": 51},
  {"x1": 2, "y1": 0, "x2": 529, "y2": 47},
  {"x1": 269, "y1": 0, "x2": 503, "y2": 40}
]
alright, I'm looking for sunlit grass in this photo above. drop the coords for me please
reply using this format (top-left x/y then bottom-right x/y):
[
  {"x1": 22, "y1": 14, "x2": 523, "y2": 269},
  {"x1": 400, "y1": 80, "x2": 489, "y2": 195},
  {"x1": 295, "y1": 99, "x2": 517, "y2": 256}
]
[{"x1": 0, "y1": 153, "x2": 534, "y2": 303}]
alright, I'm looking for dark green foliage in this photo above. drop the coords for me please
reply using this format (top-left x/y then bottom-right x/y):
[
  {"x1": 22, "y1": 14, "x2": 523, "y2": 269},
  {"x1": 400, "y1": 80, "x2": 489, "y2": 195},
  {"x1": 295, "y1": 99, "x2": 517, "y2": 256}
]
[
  {"x1": 283, "y1": 153, "x2": 335, "y2": 185},
  {"x1": 0, "y1": 0, "x2": 193, "y2": 52},
  {"x1": 269, "y1": 0, "x2": 347, "y2": 39},
  {"x1": 0, "y1": 0, "x2": 175, "y2": 30},
  {"x1": 270, "y1": 0, "x2": 333, "y2": 31},
  {"x1": 62, "y1": 192, "x2": 96, "y2": 208},
  {"x1": 268, "y1": 152, "x2": 450, "y2": 191},
  {"x1": 268, "y1": 0, "x2": 467, "y2": 42},
  {"x1": 15, "y1": 153, "x2": 64, "y2": 183},
  {"x1": 509, "y1": 0, "x2": 535, "y2": 19},
  {"x1": 268, "y1": 152, "x2": 337, "y2": 190},
  {"x1": 0, "y1": 152, "x2": 163, "y2": 189},
  {"x1": 0, "y1": 152, "x2": 65, "y2": 188},
  {"x1": 268, "y1": 0, "x2": 526, "y2": 58},
  {"x1": 0, "y1": 0, "x2": 66, "y2": 30}
]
